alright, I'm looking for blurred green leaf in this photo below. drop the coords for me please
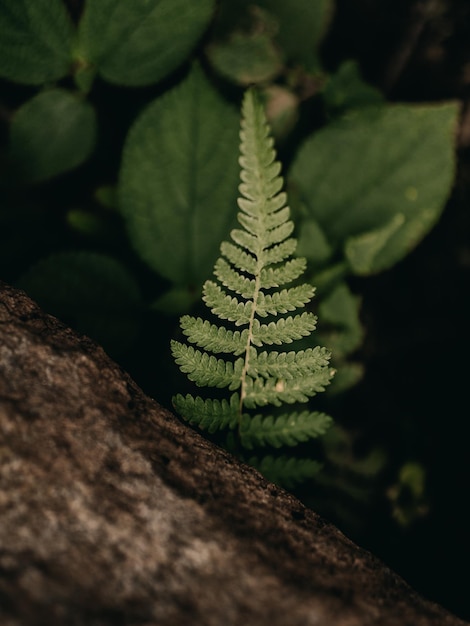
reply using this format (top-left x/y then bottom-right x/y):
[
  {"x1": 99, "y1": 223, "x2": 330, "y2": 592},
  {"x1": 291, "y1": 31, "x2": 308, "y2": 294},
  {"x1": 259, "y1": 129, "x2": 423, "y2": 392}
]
[
  {"x1": 94, "y1": 185, "x2": 118, "y2": 210},
  {"x1": 263, "y1": 85, "x2": 299, "y2": 141},
  {"x1": 387, "y1": 462, "x2": 429, "y2": 527},
  {"x1": 296, "y1": 217, "x2": 332, "y2": 266},
  {"x1": 257, "y1": 0, "x2": 334, "y2": 71},
  {"x1": 66, "y1": 209, "x2": 110, "y2": 240},
  {"x1": 7, "y1": 88, "x2": 96, "y2": 183},
  {"x1": 0, "y1": 0, "x2": 74, "y2": 85},
  {"x1": 326, "y1": 361, "x2": 364, "y2": 394},
  {"x1": 317, "y1": 282, "x2": 364, "y2": 393},
  {"x1": 317, "y1": 282, "x2": 363, "y2": 357},
  {"x1": 344, "y1": 213, "x2": 405, "y2": 275},
  {"x1": 207, "y1": 31, "x2": 282, "y2": 85},
  {"x1": 151, "y1": 286, "x2": 199, "y2": 315},
  {"x1": 322, "y1": 60, "x2": 384, "y2": 116},
  {"x1": 18, "y1": 252, "x2": 142, "y2": 355},
  {"x1": 76, "y1": 0, "x2": 215, "y2": 86},
  {"x1": 290, "y1": 102, "x2": 459, "y2": 274},
  {"x1": 119, "y1": 64, "x2": 240, "y2": 286}
]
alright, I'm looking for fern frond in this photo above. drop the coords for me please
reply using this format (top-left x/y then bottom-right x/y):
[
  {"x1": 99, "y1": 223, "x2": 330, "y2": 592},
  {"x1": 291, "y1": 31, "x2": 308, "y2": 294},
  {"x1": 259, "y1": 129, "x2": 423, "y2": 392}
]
[
  {"x1": 256, "y1": 284, "x2": 315, "y2": 316},
  {"x1": 259, "y1": 258, "x2": 307, "y2": 289},
  {"x1": 230, "y1": 218, "x2": 295, "y2": 255},
  {"x1": 248, "y1": 346, "x2": 331, "y2": 380},
  {"x1": 214, "y1": 258, "x2": 255, "y2": 298},
  {"x1": 180, "y1": 316, "x2": 248, "y2": 355},
  {"x1": 171, "y1": 88, "x2": 335, "y2": 487},
  {"x1": 240, "y1": 411, "x2": 333, "y2": 449},
  {"x1": 265, "y1": 220, "x2": 295, "y2": 247},
  {"x1": 263, "y1": 239, "x2": 298, "y2": 265},
  {"x1": 173, "y1": 393, "x2": 240, "y2": 432},
  {"x1": 171, "y1": 341, "x2": 243, "y2": 389},
  {"x1": 251, "y1": 313, "x2": 317, "y2": 346},
  {"x1": 220, "y1": 241, "x2": 257, "y2": 275},
  {"x1": 230, "y1": 228, "x2": 262, "y2": 257},
  {"x1": 238, "y1": 206, "x2": 291, "y2": 236},
  {"x1": 248, "y1": 455, "x2": 323, "y2": 488},
  {"x1": 203, "y1": 281, "x2": 253, "y2": 326},
  {"x1": 243, "y1": 369, "x2": 333, "y2": 408},
  {"x1": 237, "y1": 191, "x2": 287, "y2": 218}
]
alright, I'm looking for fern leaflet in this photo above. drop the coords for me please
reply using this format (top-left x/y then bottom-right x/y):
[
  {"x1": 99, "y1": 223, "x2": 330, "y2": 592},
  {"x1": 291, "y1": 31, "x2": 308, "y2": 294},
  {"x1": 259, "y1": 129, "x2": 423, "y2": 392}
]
[
  {"x1": 171, "y1": 88, "x2": 334, "y2": 487},
  {"x1": 240, "y1": 411, "x2": 333, "y2": 449},
  {"x1": 248, "y1": 455, "x2": 324, "y2": 488}
]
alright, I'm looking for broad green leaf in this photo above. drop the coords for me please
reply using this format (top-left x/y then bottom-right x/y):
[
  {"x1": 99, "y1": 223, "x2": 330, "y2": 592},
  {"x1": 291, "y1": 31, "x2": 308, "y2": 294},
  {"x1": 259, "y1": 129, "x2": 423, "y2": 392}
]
[
  {"x1": 257, "y1": 0, "x2": 334, "y2": 71},
  {"x1": 290, "y1": 102, "x2": 459, "y2": 273},
  {"x1": 207, "y1": 6, "x2": 282, "y2": 85},
  {"x1": 76, "y1": 0, "x2": 215, "y2": 86},
  {"x1": 0, "y1": 0, "x2": 74, "y2": 84},
  {"x1": 344, "y1": 213, "x2": 405, "y2": 274},
  {"x1": 296, "y1": 217, "x2": 332, "y2": 266},
  {"x1": 119, "y1": 65, "x2": 240, "y2": 286},
  {"x1": 18, "y1": 252, "x2": 142, "y2": 355},
  {"x1": 7, "y1": 88, "x2": 96, "y2": 183},
  {"x1": 207, "y1": 31, "x2": 282, "y2": 85},
  {"x1": 210, "y1": 0, "x2": 332, "y2": 74}
]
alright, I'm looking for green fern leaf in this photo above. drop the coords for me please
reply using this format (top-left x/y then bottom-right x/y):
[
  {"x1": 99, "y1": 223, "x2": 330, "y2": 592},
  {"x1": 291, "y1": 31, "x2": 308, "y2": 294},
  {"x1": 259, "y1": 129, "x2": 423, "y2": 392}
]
[
  {"x1": 251, "y1": 313, "x2": 317, "y2": 346},
  {"x1": 240, "y1": 411, "x2": 333, "y2": 449},
  {"x1": 230, "y1": 228, "x2": 261, "y2": 256},
  {"x1": 203, "y1": 281, "x2": 253, "y2": 326},
  {"x1": 256, "y1": 285, "x2": 315, "y2": 316},
  {"x1": 243, "y1": 370, "x2": 333, "y2": 408},
  {"x1": 173, "y1": 393, "x2": 240, "y2": 432},
  {"x1": 170, "y1": 341, "x2": 243, "y2": 389},
  {"x1": 264, "y1": 239, "x2": 297, "y2": 265},
  {"x1": 180, "y1": 316, "x2": 248, "y2": 355},
  {"x1": 237, "y1": 190, "x2": 287, "y2": 217},
  {"x1": 172, "y1": 88, "x2": 335, "y2": 487},
  {"x1": 238, "y1": 206, "x2": 291, "y2": 236},
  {"x1": 214, "y1": 258, "x2": 256, "y2": 298},
  {"x1": 220, "y1": 241, "x2": 257, "y2": 275},
  {"x1": 248, "y1": 346, "x2": 332, "y2": 379},
  {"x1": 259, "y1": 258, "x2": 307, "y2": 289}
]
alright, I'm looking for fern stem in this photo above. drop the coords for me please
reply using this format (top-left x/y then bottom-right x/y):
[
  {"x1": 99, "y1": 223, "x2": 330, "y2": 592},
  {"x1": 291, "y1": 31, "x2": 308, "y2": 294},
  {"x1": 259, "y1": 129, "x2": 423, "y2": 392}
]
[
  {"x1": 239, "y1": 259, "x2": 262, "y2": 420},
  {"x1": 238, "y1": 89, "x2": 269, "y2": 424}
]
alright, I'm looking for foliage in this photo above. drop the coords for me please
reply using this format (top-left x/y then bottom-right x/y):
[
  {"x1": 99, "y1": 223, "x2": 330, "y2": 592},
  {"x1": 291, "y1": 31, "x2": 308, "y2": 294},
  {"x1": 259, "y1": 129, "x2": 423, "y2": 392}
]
[
  {"x1": 171, "y1": 90, "x2": 334, "y2": 483},
  {"x1": 4, "y1": 88, "x2": 96, "y2": 184},
  {"x1": 75, "y1": 0, "x2": 215, "y2": 88},
  {"x1": 119, "y1": 64, "x2": 240, "y2": 287},
  {"x1": 0, "y1": 1, "x2": 459, "y2": 498},
  {"x1": 18, "y1": 252, "x2": 143, "y2": 356}
]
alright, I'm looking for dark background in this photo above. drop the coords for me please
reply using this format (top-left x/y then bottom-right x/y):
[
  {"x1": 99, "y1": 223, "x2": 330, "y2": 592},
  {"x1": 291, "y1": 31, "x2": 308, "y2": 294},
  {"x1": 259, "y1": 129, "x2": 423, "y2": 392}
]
[{"x1": 318, "y1": 0, "x2": 470, "y2": 618}]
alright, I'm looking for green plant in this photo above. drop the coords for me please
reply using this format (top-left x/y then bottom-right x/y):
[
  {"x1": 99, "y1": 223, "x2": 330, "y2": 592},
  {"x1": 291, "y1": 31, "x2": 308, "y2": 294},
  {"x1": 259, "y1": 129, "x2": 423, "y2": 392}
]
[
  {"x1": 171, "y1": 89, "x2": 334, "y2": 485},
  {"x1": 0, "y1": 0, "x2": 459, "y2": 516},
  {"x1": 1, "y1": 2, "x2": 467, "y2": 614}
]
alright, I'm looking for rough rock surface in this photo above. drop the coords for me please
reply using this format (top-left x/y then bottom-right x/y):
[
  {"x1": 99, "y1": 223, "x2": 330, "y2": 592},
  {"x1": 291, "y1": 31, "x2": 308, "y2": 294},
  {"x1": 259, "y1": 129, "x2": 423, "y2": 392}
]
[{"x1": 0, "y1": 281, "x2": 467, "y2": 626}]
